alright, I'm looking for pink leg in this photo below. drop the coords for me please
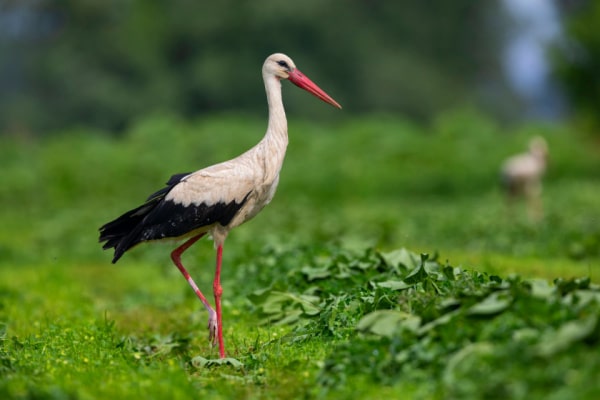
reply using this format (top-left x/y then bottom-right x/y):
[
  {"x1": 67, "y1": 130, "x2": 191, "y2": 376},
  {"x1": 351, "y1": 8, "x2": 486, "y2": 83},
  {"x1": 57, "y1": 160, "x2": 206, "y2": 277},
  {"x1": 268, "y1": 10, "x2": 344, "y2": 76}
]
[
  {"x1": 214, "y1": 244, "x2": 226, "y2": 358},
  {"x1": 170, "y1": 233, "x2": 218, "y2": 346}
]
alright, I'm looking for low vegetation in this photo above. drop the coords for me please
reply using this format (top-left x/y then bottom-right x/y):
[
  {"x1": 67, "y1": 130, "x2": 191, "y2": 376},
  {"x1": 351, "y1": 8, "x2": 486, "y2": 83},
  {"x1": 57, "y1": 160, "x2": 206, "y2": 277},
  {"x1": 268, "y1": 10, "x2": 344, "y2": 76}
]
[{"x1": 1, "y1": 112, "x2": 599, "y2": 398}]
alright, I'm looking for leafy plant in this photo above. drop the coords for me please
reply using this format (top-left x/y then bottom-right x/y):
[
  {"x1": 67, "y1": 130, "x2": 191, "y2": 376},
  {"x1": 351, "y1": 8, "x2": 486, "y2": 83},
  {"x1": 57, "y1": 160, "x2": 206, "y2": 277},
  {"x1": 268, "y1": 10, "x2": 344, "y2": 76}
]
[{"x1": 249, "y1": 246, "x2": 600, "y2": 398}]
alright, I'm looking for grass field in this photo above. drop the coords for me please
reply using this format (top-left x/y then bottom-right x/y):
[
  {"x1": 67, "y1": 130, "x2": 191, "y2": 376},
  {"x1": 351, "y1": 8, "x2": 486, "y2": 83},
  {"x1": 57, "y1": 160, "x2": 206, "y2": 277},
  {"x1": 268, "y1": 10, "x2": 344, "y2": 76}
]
[{"x1": 1, "y1": 110, "x2": 599, "y2": 399}]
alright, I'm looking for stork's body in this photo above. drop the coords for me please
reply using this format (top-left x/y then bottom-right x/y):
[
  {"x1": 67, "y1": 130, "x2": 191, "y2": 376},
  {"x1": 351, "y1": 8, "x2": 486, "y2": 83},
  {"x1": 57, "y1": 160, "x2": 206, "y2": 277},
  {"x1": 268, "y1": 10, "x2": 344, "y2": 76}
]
[
  {"x1": 99, "y1": 54, "x2": 341, "y2": 358},
  {"x1": 501, "y1": 136, "x2": 548, "y2": 221}
]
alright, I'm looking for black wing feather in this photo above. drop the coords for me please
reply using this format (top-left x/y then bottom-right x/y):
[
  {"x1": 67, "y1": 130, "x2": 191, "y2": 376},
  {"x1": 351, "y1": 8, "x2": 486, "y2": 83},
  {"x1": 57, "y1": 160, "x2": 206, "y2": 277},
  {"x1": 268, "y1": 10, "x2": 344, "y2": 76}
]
[
  {"x1": 99, "y1": 172, "x2": 249, "y2": 264},
  {"x1": 145, "y1": 172, "x2": 191, "y2": 202}
]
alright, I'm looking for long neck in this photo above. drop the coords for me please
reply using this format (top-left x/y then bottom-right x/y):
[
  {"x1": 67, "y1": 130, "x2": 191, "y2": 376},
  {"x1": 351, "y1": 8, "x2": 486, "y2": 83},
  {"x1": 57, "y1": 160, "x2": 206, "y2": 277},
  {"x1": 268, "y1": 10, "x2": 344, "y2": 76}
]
[{"x1": 263, "y1": 73, "x2": 289, "y2": 154}]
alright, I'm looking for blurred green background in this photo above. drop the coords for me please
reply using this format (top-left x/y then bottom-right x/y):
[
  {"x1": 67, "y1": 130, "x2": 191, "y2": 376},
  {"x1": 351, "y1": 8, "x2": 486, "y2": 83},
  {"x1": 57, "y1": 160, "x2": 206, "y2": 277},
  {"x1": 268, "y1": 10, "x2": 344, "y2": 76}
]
[{"x1": 1, "y1": 0, "x2": 599, "y2": 134}]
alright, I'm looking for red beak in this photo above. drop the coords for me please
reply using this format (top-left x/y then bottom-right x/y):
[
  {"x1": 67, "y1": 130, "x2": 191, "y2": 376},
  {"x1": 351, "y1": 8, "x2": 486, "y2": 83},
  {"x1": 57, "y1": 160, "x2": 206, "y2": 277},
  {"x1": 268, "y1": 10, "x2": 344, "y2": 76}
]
[{"x1": 287, "y1": 69, "x2": 342, "y2": 109}]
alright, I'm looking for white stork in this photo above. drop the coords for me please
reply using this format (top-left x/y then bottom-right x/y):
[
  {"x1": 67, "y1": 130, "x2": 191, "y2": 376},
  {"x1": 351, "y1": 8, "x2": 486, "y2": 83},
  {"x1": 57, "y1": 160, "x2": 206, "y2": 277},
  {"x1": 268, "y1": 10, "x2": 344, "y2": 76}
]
[
  {"x1": 500, "y1": 136, "x2": 548, "y2": 221},
  {"x1": 99, "y1": 53, "x2": 341, "y2": 358}
]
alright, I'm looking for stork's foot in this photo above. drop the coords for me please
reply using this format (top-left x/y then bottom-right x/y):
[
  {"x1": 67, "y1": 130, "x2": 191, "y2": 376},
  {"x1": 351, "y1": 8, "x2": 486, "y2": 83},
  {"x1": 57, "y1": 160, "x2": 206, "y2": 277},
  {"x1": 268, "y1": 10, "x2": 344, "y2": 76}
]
[{"x1": 207, "y1": 309, "x2": 218, "y2": 346}]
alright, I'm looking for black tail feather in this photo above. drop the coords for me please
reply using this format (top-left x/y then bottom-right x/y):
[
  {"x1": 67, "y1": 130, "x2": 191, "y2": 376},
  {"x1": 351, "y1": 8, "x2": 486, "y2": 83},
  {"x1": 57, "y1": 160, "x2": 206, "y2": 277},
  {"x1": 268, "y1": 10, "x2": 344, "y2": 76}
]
[
  {"x1": 99, "y1": 201, "x2": 157, "y2": 263},
  {"x1": 99, "y1": 172, "x2": 191, "y2": 263}
]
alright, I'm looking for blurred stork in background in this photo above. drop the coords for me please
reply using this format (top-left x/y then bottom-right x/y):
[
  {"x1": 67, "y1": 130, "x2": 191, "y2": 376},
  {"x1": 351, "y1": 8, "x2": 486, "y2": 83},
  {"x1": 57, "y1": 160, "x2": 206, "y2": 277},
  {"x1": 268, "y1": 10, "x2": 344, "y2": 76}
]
[{"x1": 501, "y1": 136, "x2": 548, "y2": 222}]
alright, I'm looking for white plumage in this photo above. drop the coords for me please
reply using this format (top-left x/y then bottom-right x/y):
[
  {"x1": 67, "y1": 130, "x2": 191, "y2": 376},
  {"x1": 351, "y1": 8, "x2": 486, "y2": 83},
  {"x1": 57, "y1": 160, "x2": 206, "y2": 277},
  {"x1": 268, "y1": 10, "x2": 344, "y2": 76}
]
[
  {"x1": 501, "y1": 136, "x2": 548, "y2": 221},
  {"x1": 99, "y1": 53, "x2": 341, "y2": 358}
]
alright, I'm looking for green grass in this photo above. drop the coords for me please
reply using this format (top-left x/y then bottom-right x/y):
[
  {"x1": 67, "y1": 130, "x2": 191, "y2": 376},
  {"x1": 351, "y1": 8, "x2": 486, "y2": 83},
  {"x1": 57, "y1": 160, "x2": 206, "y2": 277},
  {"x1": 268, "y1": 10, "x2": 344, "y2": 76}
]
[{"x1": 1, "y1": 110, "x2": 600, "y2": 398}]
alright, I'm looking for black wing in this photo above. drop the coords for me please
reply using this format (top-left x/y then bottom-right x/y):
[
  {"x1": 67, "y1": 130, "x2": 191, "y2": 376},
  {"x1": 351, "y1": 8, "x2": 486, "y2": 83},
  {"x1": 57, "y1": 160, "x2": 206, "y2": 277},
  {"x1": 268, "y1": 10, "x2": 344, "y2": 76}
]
[{"x1": 99, "y1": 172, "x2": 249, "y2": 263}]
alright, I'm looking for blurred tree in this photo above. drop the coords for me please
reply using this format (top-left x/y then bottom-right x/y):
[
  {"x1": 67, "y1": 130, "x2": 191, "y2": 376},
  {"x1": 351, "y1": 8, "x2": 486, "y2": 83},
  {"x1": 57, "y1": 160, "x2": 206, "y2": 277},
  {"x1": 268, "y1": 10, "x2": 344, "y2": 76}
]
[
  {"x1": 0, "y1": 0, "x2": 502, "y2": 135},
  {"x1": 553, "y1": 0, "x2": 600, "y2": 133}
]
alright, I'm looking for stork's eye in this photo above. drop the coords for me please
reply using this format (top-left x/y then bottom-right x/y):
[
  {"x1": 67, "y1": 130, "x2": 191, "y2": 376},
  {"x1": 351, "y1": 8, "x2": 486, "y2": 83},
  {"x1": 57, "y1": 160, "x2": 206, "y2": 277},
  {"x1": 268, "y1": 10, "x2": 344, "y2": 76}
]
[{"x1": 277, "y1": 60, "x2": 290, "y2": 69}]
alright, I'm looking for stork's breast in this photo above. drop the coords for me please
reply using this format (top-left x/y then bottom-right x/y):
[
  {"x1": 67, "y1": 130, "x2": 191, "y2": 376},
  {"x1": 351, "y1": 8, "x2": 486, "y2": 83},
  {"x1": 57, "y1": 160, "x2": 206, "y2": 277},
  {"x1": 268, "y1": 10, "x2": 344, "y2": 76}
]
[{"x1": 231, "y1": 174, "x2": 281, "y2": 228}]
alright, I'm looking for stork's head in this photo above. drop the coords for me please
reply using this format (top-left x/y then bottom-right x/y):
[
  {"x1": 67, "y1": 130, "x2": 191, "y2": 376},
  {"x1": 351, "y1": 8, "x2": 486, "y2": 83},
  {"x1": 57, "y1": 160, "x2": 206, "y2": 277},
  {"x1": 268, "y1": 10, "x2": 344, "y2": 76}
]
[
  {"x1": 264, "y1": 53, "x2": 342, "y2": 109},
  {"x1": 529, "y1": 136, "x2": 548, "y2": 161}
]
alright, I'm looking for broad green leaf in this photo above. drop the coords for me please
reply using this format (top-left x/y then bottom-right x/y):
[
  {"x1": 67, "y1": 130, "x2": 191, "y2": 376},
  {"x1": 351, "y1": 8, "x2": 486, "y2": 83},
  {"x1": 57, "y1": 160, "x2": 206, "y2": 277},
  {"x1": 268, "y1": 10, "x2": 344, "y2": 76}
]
[
  {"x1": 563, "y1": 289, "x2": 600, "y2": 310},
  {"x1": 357, "y1": 310, "x2": 421, "y2": 338},
  {"x1": 376, "y1": 280, "x2": 412, "y2": 290},
  {"x1": 247, "y1": 287, "x2": 273, "y2": 305},
  {"x1": 438, "y1": 297, "x2": 461, "y2": 310},
  {"x1": 535, "y1": 315, "x2": 598, "y2": 357},
  {"x1": 512, "y1": 328, "x2": 539, "y2": 343},
  {"x1": 301, "y1": 265, "x2": 332, "y2": 281},
  {"x1": 418, "y1": 310, "x2": 460, "y2": 335},
  {"x1": 299, "y1": 295, "x2": 322, "y2": 315},
  {"x1": 528, "y1": 279, "x2": 555, "y2": 298},
  {"x1": 442, "y1": 342, "x2": 495, "y2": 387},
  {"x1": 379, "y1": 248, "x2": 418, "y2": 269},
  {"x1": 249, "y1": 290, "x2": 320, "y2": 324},
  {"x1": 275, "y1": 310, "x2": 303, "y2": 325},
  {"x1": 404, "y1": 264, "x2": 428, "y2": 285},
  {"x1": 467, "y1": 291, "x2": 511, "y2": 316},
  {"x1": 258, "y1": 292, "x2": 295, "y2": 315}
]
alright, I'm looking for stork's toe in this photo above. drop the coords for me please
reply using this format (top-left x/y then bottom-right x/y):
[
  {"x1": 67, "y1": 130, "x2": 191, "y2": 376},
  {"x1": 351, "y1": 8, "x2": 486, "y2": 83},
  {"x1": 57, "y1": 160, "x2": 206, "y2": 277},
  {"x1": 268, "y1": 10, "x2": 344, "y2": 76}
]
[{"x1": 207, "y1": 312, "x2": 218, "y2": 346}]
